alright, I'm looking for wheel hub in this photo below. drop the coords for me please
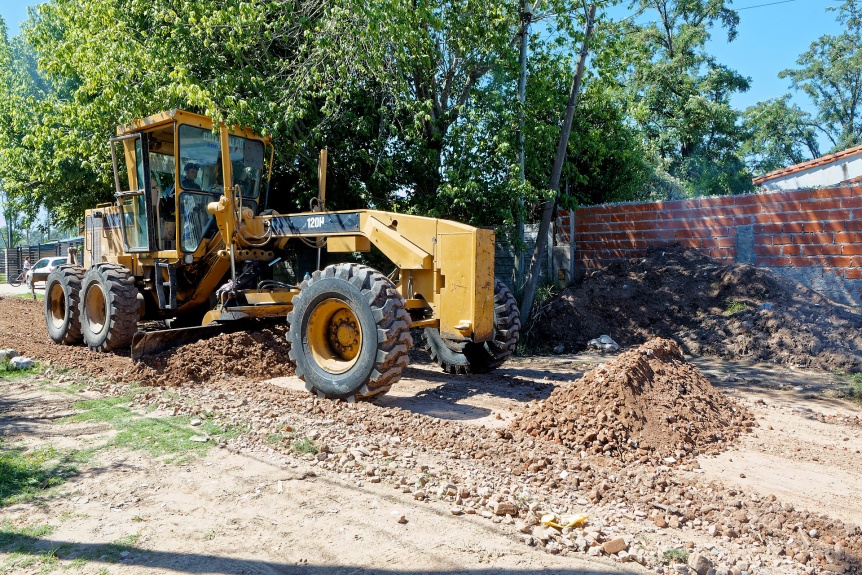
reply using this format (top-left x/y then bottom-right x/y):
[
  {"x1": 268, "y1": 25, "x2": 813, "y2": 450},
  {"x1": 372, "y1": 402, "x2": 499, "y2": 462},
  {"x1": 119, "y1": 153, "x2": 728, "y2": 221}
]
[
  {"x1": 307, "y1": 298, "x2": 362, "y2": 374},
  {"x1": 329, "y1": 311, "x2": 360, "y2": 357}
]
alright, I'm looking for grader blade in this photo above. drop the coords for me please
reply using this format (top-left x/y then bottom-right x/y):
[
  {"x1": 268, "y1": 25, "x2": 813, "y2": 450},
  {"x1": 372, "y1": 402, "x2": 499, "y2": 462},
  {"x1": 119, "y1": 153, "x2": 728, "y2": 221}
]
[{"x1": 131, "y1": 324, "x2": 225, "y2": 360}]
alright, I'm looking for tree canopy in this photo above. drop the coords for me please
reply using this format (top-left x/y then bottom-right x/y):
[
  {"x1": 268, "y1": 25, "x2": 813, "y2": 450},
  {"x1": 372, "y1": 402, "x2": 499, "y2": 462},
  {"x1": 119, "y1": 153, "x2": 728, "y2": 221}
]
[{"x1": 0, "y1": 0, "x2": 856, "y2": 242}]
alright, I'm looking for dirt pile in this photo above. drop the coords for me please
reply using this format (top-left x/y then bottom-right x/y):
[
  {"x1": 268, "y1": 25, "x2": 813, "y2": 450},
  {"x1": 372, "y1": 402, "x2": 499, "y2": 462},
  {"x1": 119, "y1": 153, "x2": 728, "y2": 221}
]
[
  {"x1": 0, "y1": 295, "x2": 133, "y2": 377},
  {"x1": 132, "y1": 325, "x2": 295, "y2": 387},
  {"x1": 511, "y1": 338, "x2": 754, "y2": 459},
  {"x1": 533, "y1": 246, "x2": 862, "y2": 371},
  {"x1": 0, "y1": 296, "x2": 293, "y2": 387}
]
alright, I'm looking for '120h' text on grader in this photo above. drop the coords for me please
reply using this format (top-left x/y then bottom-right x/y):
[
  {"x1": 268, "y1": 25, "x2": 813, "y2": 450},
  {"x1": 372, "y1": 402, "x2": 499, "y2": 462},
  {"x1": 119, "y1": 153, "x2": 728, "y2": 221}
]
[{"x1": 43, "y1": 110, "x2": 520, "y2": 401}]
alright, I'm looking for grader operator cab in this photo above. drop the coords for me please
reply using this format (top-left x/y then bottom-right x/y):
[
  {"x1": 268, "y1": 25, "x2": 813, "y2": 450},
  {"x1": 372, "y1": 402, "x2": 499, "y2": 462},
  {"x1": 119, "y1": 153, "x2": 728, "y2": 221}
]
[{"x1": 44, "y1": 110, "x2": 520, "y2": 400}]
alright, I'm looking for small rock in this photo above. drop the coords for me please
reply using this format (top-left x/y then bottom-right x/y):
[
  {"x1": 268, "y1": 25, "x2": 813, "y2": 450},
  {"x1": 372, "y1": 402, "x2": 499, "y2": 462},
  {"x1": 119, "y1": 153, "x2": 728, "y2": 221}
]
[
  {"x1": 587, "y1": 335, "x2": 619, "y2": 353},
  {"x1": 553, "y1": 343, "x2": 565, "y2": 354},
  {"x1": 618, "y1": 550, "x2": 632, "y2": 562},
  {"x1": 0, "y1": 349, "x2": 19, "y2": 362},
  {"x1": 450, "y1": 506, "x2": 463, "y2": 515},
  {"x1": 602, "y1": 537, "x2": 627, "y2": 555},
  {"x1": 493, "y1": 501, "x2": 518, "y2": 516},
  {"x1": 10, "y1": 356, "x2": 34, "y2": 369},
  {"x1": 532, "y1": 526, "x2": 550, "y2": 542},
  {"x1": 688, "y1": 552, "x2": 714, "y2": 575},
  {"x1": 189, "y1": 435, "x2": 208, "y2": 443},
  {"x1": 190, "y1": 418, "x2": 202, "y2": 426}
]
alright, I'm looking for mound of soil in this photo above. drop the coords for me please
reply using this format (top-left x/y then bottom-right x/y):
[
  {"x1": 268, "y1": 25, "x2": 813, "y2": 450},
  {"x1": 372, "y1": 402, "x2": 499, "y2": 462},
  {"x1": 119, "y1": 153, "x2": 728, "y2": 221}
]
[
  {"x1": 511, "y1": 338, "x2": 754, "y2": 459},
  {"x1": 132, "y1": 325, "x2": 295, "y2": 387},
  {"x1": 0, "y1": 296, "x2": 294, "y2": 387},
  {"x1": 534, "y1": 246, "x2": 862, "y2": 371}
]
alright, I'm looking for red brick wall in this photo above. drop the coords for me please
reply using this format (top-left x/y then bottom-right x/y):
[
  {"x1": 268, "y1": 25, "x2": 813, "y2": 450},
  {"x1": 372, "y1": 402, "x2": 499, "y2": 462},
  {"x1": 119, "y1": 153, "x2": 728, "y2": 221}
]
[{"x1": 559, "y1": 186, "x2": 862, "y2": 302}]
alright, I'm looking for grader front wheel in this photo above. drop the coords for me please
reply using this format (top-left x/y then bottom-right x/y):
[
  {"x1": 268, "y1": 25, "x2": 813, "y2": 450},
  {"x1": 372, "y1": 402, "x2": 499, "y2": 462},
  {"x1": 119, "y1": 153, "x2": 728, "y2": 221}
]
[
  {"x1": 287, "y1": 263, "x2": 412, "y2": 400},
  {"x1": 79, "y1": 263, "x2": 140, "y2": 352}
]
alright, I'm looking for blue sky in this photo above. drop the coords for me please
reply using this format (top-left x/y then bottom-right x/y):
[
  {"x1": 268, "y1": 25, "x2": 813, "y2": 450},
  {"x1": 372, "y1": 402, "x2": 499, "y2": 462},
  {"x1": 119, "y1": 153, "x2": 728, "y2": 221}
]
[{"x1": 706, "y1": 0, "x2": 843, "y2": 110}]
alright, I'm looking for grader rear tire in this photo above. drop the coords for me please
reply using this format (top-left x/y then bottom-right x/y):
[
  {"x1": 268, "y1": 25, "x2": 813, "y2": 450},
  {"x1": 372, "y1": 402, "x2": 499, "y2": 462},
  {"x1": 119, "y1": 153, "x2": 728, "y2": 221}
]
[
  {"x1": 287, "y1": 263, "x2": 412, "y2": 400},
  {"x1": 44, "y1": 264, "x2": 85, "y2": 345},
  {"x1": 425, "y1": 279, "x2": 520, "y2": 374},
  {"x1": 79, "y1": 263, "x2": 140, "y2": 352}
]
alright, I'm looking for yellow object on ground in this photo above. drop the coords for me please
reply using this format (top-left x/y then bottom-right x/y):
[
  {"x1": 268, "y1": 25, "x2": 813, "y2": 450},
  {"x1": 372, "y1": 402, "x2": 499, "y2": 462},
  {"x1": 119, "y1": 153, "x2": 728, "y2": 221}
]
[{"x1": 540, "y1": 513, "x2": 589, "y2": 529}]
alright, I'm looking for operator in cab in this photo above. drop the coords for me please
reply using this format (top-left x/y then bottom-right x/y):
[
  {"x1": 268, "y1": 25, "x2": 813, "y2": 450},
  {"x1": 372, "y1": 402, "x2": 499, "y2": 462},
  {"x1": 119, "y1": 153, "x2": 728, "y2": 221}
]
[{"x1": 180, "y1": 163, "x2": 201, "y2": 190}]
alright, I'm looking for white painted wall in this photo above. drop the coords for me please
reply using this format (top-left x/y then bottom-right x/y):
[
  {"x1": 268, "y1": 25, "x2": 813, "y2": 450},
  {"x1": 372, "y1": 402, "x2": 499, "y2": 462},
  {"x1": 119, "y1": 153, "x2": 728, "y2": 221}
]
[{"x1": 759, "y1": 151, "x2": 862, "y2": 191}]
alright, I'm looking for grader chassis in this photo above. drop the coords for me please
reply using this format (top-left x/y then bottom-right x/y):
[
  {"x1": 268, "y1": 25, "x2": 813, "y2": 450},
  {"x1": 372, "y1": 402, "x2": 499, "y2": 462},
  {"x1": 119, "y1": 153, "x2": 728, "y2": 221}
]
[{"x1": 44, "y1": 110, "x2": 520, "y2": 400}]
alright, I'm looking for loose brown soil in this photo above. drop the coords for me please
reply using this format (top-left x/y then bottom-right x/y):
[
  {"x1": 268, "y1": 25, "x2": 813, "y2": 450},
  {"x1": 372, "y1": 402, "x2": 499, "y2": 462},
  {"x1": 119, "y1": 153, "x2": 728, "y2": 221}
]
[
  {"x1": 0, "y1": 294, "x2": 294, "y2": 388},
  {"x1": 1, "y1": 284, "x2": 861, "y2": 574},
  {"x1": 512, "y1": 338, "x2": 755, "y2": 459},
  {"x1": 533, "y1": 246, "x2": 862, "y2": 372},
  {"x1": 131, "y1": 326, "x2": 295, "y2": 387}
]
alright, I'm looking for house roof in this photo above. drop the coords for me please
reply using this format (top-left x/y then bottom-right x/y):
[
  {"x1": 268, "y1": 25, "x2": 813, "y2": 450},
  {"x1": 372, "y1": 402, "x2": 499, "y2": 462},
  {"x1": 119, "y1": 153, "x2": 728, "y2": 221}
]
[{"x1": 753, "y1": 143, "x2": 862, "y2": 185}]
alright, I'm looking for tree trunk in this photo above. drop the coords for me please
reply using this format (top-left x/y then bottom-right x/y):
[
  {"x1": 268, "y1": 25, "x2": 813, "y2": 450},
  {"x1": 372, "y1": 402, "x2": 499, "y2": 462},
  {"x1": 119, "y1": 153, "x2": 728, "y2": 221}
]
[
  {"x1": 514, "y1": 0, "x2": 533, "y2": 289},
  {"x1": 519, "y1": 4, "x2": 596, "y2": 324}
]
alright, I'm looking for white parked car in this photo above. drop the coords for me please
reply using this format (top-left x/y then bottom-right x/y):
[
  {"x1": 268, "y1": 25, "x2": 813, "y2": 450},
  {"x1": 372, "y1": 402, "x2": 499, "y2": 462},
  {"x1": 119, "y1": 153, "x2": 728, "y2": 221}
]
[{"x1": 26, "y1": 257, "x2": 69, "y2": 287}]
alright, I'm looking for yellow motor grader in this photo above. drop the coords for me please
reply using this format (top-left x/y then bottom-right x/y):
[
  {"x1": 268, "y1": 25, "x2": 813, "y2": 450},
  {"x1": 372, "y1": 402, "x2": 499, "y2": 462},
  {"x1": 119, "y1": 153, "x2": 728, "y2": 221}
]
[{"x1": 44, "y1": 110, "x2": 520, "y2": 400}]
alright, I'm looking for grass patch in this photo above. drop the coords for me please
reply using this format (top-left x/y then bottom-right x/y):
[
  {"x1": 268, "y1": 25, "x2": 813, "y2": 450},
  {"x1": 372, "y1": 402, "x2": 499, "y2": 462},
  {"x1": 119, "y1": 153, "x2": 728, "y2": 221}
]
[
  {"x1": 11, "y1": 292, "x2": 44, "y2": 301},
  {"x1": 266, "y1": 432, "x2": 288, "y2": 445},
  {"x1": 291, "y1": 437, "x2": 319, "y2": 455},
  {"x1": 724, "y1": 299, "x2": 748, "y2": 315},
  {"x1": 74, "y1": 533, "x2": 142, "y2": 564},
  {"x1": 848, "y1": 373, "x2": 862, "y2": 401},
  {"x1": 62, "y1": 397, "x2": 239, "y2": 460},
  {"x1": 115, "y1": 417, "x2": 214, "y2": 457},
  {"x1": 662, "y1": 548, "x2": 688, "y2": 564},
  {"x1": 0, "y1": 358, "x2": 41, "y2": 380},
  {"x1": 0, "y1": 520, "x2": 59, "y2": 572},
  {"x1": 0, "y1": 441, "x2": 79, "y2": 507}
]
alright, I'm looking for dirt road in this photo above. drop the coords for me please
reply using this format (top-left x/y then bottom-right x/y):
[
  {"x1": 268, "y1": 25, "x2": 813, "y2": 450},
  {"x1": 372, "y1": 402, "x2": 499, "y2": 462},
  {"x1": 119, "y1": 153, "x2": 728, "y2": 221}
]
[{"x1": 1, "y1": 295, "x2": 861, "y2": 575}]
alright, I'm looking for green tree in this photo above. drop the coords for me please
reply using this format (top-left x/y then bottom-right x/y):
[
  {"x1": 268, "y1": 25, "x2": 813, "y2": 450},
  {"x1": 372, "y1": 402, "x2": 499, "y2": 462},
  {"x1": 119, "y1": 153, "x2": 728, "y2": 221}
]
[
  {"x1": 741, "y1": 96, "x2": 820, "y2": 175},
  {"x1": 620, "y1": 0, "x2": 753, "y2": 196},
  {"x1": 0, "y1": 0, "x2": 548, "y2": 232},
  {"x1": 779, "y1": 0, "x2": 862, "y2": 153}
]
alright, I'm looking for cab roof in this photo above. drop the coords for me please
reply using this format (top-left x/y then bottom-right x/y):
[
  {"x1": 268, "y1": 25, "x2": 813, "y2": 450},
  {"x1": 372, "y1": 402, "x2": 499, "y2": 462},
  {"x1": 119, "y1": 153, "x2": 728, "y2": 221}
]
[{"x1": 116, "y1": 109, "x2": 270, "y2": 143}]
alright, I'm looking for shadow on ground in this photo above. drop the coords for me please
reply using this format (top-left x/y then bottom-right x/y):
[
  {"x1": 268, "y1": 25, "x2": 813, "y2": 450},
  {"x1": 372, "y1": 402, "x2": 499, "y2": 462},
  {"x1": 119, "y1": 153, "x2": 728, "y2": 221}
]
[{"x1": 0, "y1": 531, "x2": 643, "y2": 575}]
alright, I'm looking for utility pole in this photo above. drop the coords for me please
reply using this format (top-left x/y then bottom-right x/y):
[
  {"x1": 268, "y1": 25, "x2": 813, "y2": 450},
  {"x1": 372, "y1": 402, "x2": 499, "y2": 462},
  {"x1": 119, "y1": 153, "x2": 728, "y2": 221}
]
[{"x1": 514, "y1": 0, "x2": 533, "y2": 291}]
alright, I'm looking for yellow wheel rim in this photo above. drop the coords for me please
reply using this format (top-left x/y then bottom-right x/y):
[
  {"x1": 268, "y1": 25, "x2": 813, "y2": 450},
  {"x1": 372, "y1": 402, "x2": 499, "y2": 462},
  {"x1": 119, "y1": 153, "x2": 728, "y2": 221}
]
[
  {"x1": 84, "y1": 283, "x2": 107, "y2": 335},
  {"x1": 307, "y1": 298, "x2": 362, "y2": 374},
  {"x1": 48, "y1": 282, "x2": 67, "y2": 330}
]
